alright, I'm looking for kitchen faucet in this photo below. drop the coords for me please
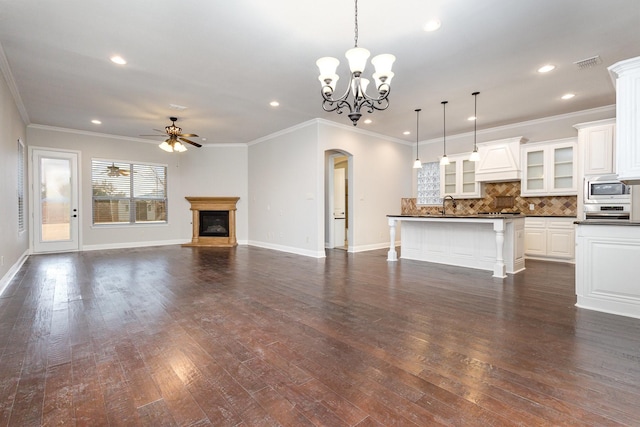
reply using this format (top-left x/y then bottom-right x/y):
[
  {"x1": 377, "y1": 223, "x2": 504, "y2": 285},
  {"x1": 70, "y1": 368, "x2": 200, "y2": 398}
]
[{"x1": 442, "y1": 195, "x2": 457, "y2": 215}]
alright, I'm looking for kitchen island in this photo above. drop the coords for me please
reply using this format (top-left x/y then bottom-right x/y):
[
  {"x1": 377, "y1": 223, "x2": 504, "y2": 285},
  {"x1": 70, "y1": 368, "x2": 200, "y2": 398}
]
[
  {"x1": 387, "y1": 214, "x2": 525, "y2": 278},
  {"x1": 575, "y1": 220, "x2": 640, "y2": 319}
]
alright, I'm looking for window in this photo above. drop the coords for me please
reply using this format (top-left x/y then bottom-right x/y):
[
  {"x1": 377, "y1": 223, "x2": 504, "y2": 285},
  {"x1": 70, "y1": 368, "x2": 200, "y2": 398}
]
[
  {"x1": 416, "y1": 161, "x2": 443, "y2": 205},
  {"x1": 17, "y1": 138, "x2": 25, "y2": 232},
  {"x1": 91, "y1": 159, "x2": 167, "y2": 225}
]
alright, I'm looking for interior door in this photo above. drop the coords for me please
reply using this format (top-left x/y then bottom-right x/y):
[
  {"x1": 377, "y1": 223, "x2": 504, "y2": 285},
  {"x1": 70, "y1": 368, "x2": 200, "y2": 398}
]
[
  {"x1": 333, "y1": 168, "x2": 346, "y2": 247},
  {"x1": 32, "y1": 149, "x2": 80, "y2": 253}
]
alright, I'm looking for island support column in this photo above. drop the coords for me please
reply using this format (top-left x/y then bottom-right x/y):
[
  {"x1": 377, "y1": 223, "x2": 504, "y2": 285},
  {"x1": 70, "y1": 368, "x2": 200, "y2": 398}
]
[
  {"x1": 493, "y1": 221, "x2": 506, "y2": 278},
  {"x1": 387, "y1": 217, "x2": 398, "y2": 261}
]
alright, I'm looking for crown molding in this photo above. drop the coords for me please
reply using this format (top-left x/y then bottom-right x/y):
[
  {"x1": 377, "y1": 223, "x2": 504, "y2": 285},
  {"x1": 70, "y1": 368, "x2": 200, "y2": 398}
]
[
  {"x1": 419, "y1": 104, "x2": 616, "y2": 146},
  {"x1": 248, "y1": 118, "x2": 409, "y2": 147},
  {"x1": 27, "y1": 123, "x2": 245, "y2": 148}
]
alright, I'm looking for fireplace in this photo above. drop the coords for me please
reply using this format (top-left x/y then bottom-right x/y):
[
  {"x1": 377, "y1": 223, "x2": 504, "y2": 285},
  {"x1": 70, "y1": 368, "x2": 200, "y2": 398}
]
[
  {"x1": 184, "y1": 197, "x2": 239, "y2": 247},
  {"x1": 199, "y1": 210, "x2": 229, "y2": 237}
]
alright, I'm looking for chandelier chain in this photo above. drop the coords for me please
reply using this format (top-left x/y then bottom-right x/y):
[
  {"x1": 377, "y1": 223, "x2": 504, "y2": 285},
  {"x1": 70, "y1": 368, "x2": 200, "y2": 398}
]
[{"x1": 354, "y1": 0, "x2": 358, "y2": 47}]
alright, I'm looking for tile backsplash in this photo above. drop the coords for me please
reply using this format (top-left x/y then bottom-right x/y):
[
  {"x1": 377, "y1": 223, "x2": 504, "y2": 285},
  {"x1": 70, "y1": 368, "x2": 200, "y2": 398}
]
[{"x1": 402, "y1": 181, "x2": 577, "y2": 216}]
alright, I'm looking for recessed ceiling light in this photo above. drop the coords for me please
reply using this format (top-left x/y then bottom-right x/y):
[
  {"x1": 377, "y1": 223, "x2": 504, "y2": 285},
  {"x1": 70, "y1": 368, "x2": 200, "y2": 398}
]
[
  {"x1": 403, "y1": 131, "x2": 411, "y2": 135},
  {"x1": 467, "y1": 116, "x2": 477, "y2": 121},
  {"x1": 423, "y1": 19, "x2": 441, "y2": 32},
  {"x1": 561, "y1": 93, "x2": 575, "y2": 100},
  {"x1": 269, "y1": 101, "x2": 280, "y2": 107},
  {"x1": 538, "y1": 64, "x2": 555, "y2": 73},
  {"x1": 201, "y1": 138, "x2": 207, "y2": 142},
  {"x1": 110, "y1": 55, "x2": 127, "y2": 65},
  {"x1": 169, "y1": 103, "x2": 188, "y2": 111},
  {"x1": 91, "y1": 119, "x2": 102, "y2": 125},
  {"x1": 363, "y1": 119, "x2": 372, "y2": 124}
]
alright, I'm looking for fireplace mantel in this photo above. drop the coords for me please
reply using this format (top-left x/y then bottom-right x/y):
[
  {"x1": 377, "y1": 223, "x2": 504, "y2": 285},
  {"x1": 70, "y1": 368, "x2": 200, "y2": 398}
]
[{"x1": 183, "y1": 197, "x2": 239, "y2": 247}]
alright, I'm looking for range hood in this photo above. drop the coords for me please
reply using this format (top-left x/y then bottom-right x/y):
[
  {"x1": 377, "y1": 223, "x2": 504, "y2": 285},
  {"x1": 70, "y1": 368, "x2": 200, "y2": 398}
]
[{"x1": 475, "y1": 137, "x2": 526, "y2": 182}]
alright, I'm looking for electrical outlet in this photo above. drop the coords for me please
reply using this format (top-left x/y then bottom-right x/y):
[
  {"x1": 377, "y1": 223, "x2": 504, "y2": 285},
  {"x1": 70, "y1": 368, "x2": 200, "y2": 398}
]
[{"x1": 529, "y1": 203, "x2": 535, "y2": 211}]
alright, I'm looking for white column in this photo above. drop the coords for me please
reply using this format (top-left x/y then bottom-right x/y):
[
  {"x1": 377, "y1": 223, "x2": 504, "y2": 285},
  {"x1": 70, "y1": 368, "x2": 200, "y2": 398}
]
[
  {"x1": 387, "y1": 217, "x2": 398, "y2": 261},
  {"x1": 493, "y1": 220, "x2": 506, "y2": 278}
]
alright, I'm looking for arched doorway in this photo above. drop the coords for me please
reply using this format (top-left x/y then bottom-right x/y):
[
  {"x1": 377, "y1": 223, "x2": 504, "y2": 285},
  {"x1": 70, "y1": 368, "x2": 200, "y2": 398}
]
[{"x1": 326, "y1": 150, "x2": 353, "y2": 250}]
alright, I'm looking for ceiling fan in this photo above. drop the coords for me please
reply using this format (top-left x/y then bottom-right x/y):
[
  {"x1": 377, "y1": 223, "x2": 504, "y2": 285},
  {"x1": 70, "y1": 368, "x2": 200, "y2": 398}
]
[
  {"x1": 141, "y1": 117, "x2": 202, "y2": 152},
  {"x1": 106, "y1": 163, "x2": 130, "y2": 177}
]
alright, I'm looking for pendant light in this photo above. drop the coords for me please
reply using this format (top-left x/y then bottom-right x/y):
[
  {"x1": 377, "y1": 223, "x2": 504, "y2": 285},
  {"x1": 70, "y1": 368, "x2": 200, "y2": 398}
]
[
  {"x1": 440, "y1": 101, "x2": 450, "y2": 166},
  {"x1": 469, "y1": 91, "x2": 481, "y2": 162},
  {"x1": 413, "y1": 108, "x2": 422, "y2": 169}
]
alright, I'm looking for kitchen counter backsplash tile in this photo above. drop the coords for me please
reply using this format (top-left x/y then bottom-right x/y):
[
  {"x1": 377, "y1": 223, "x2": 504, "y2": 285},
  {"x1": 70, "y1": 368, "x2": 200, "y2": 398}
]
[{"x1": 402, "y1": 181, "x2": 577, "y2": 216}]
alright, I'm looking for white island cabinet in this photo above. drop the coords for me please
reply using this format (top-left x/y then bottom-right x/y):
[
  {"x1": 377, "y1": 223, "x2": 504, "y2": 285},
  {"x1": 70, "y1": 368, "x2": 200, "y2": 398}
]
[
  {"x1": 575, "y1": 221, "x2": 640, "y2": 319},
  {"x1": 387, "y1": 215, "x2": 525, "y2": 278}
]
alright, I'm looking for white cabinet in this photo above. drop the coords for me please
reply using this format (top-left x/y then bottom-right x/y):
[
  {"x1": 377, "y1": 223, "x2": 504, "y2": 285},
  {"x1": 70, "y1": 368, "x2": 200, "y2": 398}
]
[
  {"x1": 524, "y1": 217, "x2": 575, "y2": 261},
  {"x1": 521, "y1": 138, "x2": 577, "y2": 196},
  {"x1": 609, "y1": 56, "x2": 640, "y2": 184},
  {"x1": 440, "y1": 153, "x2": 482, "y2": 198},
  {"x1": 575, "y1": 119, "x2": 616, "y2": 176}
]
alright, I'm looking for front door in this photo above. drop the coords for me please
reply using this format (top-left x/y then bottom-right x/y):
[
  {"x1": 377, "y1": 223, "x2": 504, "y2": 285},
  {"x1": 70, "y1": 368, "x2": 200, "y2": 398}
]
[{"x1": 31, "y1": 149, "x2": 80, "y2": 253}]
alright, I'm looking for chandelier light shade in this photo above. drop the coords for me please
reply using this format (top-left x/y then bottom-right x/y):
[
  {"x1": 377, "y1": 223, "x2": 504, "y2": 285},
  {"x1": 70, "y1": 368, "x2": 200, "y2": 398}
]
[
  {"x1": 316, "y1": 0, "x2": 395, "y2": 126},
  {"x1": 440, "y1": 101, "x2": 450, "y2": 166},
  {"x1": 413, "y1": 108, "x2": 422, "y2": 169},
  {"x1": 469, "y1": 91, "x2": 481, "y2": 162}
]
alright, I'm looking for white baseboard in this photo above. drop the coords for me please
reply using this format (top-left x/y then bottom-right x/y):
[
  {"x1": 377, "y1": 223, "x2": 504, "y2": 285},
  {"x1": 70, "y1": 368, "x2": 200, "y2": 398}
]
[
  {"x1": 82, "y1": 239, "x2": 191, "y2": 252},
  {"x1": 247, "y1": 240, "x2": 326, "y2": 258},
  {"x1": 349, "y1": 241, "x2": 397, "y2": 253},
  {"x1": 0, "y1": 249, "x2": 29, "y2": 297}
]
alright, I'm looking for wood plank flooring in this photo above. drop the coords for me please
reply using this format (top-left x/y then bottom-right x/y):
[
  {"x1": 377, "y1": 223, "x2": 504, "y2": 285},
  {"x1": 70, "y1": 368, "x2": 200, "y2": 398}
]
[{"x1": 1, "y1": 245, "x2": 640, "y2": 426}]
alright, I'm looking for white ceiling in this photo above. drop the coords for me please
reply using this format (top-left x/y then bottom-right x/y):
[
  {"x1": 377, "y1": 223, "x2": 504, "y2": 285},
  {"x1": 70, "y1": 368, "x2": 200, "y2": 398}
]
[{"x1": 1, "y1": 0, "x2": 639, "y2": 146}]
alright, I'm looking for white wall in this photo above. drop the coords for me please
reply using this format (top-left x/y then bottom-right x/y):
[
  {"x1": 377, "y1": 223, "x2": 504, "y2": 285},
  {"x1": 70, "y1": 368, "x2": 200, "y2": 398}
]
[
  {"x1": 248, "y1": 122, "x2": 322, "y2": 257},
  {"x1": 318, "y1": 120, "x2": 412, "y2": 252},
  {"x1": 0, "y1": 65, "x2": 28, "y2": 286},
  {"x1": 247, "y1": 119, "x2": 412, "y2": 257},
  {"x1": 26, "y1": 126, "x2": 249, "y2": 250},
  {"x1": 179, "y1": 144, "x2": 249, "y2": 243}
]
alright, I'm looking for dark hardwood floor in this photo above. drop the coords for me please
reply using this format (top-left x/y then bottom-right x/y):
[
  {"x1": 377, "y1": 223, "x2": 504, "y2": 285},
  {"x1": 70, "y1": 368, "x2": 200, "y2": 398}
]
[{"x1": 1, "y1": 245, "x2": 640, "y2": 426}]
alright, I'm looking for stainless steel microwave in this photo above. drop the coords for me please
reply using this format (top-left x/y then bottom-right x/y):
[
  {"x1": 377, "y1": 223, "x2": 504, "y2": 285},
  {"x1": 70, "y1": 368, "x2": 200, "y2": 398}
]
[{"x1": 584, "y1": 175, "x2": 631, "y2": 203}]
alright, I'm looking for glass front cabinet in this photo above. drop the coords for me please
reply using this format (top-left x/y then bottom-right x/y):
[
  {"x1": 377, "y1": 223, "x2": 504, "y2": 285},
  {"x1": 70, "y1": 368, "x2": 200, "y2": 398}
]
[
  {"x1": 440, "y1": 153, "x2": 482, "y2": 198},
  {"x1": 521, "y1": 139, "x2": 577, "y2": 196}
]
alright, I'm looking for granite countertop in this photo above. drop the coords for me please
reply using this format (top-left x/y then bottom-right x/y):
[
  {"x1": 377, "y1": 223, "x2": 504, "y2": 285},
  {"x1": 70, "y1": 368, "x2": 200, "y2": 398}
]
[
  {"x1": 574, "y1": 219, "x2": 640, "y2": 226},
  {"x1": 388, "y1": 214, "x2": 525, "y2": 219}
]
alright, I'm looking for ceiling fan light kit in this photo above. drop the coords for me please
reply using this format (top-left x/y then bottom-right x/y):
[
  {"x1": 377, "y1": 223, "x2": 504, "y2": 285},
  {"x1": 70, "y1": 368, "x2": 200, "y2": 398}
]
[
  {"x1": 316, "y1": 0, "x2": 395, "y2": 126},
  {"x1": 142, "y1": 117, "x2": 202, "y2": 152}
]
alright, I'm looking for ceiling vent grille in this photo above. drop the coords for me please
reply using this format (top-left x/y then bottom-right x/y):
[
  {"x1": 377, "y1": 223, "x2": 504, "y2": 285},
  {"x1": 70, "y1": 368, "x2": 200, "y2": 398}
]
[{"x1": 574, "y1": 55, "x2": 602, "y2": 70}]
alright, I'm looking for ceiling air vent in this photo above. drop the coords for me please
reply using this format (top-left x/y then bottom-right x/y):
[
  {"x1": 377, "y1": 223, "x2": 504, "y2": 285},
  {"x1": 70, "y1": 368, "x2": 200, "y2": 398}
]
[{"x1": 574, "y1": 55, "x2": 602, "y2": 70}]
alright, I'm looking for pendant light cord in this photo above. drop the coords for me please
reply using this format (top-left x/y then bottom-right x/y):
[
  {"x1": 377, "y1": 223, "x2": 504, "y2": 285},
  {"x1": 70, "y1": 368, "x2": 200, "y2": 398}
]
[
  {"x1": 415, "y1": 108, "x2": 421, "y2": 158},
  {"x1": 442, "y1": 101, "x2": 448, "y2": 155},
  {"x1": 472, "y1": 91, "x2": 479, "y2": 150}
]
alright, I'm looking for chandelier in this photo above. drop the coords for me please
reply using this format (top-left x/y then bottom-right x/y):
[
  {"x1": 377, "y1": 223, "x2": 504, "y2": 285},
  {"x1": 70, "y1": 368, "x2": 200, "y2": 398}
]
[{"x1": 316, "y1": 0, "x2": 395, "y2": 126}]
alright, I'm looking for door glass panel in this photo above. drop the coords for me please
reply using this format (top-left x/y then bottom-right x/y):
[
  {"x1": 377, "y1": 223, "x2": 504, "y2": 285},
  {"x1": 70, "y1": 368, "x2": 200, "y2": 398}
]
[
  {"x1": 553, "y1": 147, "x2": 573, "y2": 189},
  {"x1": 40, "y1": 157, "x2": 71, "y2": 241}
]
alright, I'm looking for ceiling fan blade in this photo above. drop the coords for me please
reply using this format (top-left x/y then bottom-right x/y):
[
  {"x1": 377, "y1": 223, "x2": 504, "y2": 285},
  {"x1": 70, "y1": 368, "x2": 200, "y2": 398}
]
[
  {"x1": 119, "y1": 170, "x2": 130, "y2": 176},
  {"x1": 180, "y1": 137, "x2": 202, "y2": 148},
  {"x1": 179, "y1": 133, "x2": 199, "y2": 138}
]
